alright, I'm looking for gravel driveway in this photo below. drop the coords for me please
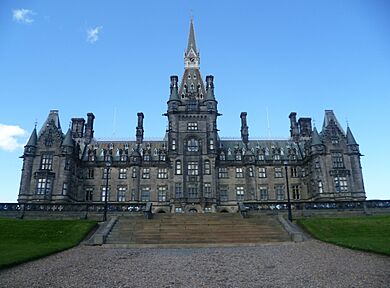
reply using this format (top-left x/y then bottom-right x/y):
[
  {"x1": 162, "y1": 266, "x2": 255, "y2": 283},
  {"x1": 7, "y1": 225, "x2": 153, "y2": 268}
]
[{"x1": 0, "y1": 240, "x2": 389, "y2": 288}]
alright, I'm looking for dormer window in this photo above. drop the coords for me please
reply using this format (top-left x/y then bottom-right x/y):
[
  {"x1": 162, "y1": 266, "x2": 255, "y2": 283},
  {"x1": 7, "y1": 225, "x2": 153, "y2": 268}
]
[
  {"x1": 235, "y1": 153, "x2": 242, "y2": 161},
  {"x1": 220, "y1": 152, "x2": 225, "y2": 161}
]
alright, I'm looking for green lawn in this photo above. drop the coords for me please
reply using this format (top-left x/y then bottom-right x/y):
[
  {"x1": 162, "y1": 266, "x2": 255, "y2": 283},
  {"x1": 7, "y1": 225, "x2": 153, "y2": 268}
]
[
  {"x1": 0, "y1": 218, "x2": 97, "y2": 269},
  {"x1": 297, "y1": 215, "x2": 390, "y2": 255}
]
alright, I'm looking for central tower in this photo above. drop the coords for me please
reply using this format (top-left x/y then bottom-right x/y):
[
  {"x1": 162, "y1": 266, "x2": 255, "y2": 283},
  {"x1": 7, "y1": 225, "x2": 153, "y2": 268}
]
[{"x1": 166, "y1": 19, "x2": 219, "y2": 212}]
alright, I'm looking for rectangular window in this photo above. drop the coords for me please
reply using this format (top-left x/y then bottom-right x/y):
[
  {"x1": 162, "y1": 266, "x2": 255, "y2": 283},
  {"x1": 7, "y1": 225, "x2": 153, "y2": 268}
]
[
  {"x1": 258, "y1": 167, "x2": 267, "y2": 178},
  {"x1": 209, "y1": 139, "x2": 214, "y2": 150},
  {"x1": 275, "y1": 185, "x2": 285, "y2": 200},
  {"x1": 259, "y1": 186, "x2": 268, "y2": 200},
  {"x1": 332, "y1": 152, "x2": 344, "y2": 168},
  {"x1": 143, "y1": 154, "x2": 150, "y2": 161},
  {"x1": 188, "y1": 184, "x2": 198, "y2": 198},
  {"x1": 175, "y1": 160, "x2": 182, "y2": 175},
  {"x1": 248, "y1": 167, "x2": 254, "y2": 177},
  {"x1": 132, "y1": 167, "x2": 137, "y2": 178},
  {"x1": 292, "y1": 185, "x2": 300, "y2": 200},
  {"x1": 171, "y1": 139, "x2": 176, "y2": 151},
  {"x1": 290, "y1": 167, "x2": 298, "y2": 178},
  {"x1": 218, "y1": 167, "x2": 228, "y2": 178},
  {"x1": 158, "y1": 186, "x2": 167, "y2": 202},
  {"x1": 236, "y1": 186, "x2": 245, "y2": 201},
  {"x1": 119, "y1": 168, "x2": 127, "y2": 179},
  {"x1": 141, "y1": 187, "x2": 150, "y2": 202},
  {"x1": 85, "y1": 187, "x2": 93, "y2": 201},
  {"x1": 204, "y1": 160, "x2": 211, "y2": 175},
  {"x1": 62, "y1": 182, "x2": 68, "y2": 195},
  {"x1": 102, "y1": 168, "x2": 111, "y2": 179},
  {"x1": 157, "y1": 168, "x2": 168, "y2": 179},
  {"x1": 334, "y1": 176, "x2": 348, "y2": 192},
  {"x1": 188, "y1": 161, "x2": 199, "y2": 175},
  {"x1": 117, "y1": 186, "x2": 127, "y2": 202},
  {"x1": 204, "y1": 183, "x2": 212, "y2": 197},
  {"x1": 142, "y1": 168, "x2": 150, "y2": 179},
  {"x1": 235, "y1": 153, "x2": 242, "y2": 161},
  {"x1": 64, "y1": 158, "x2": 71, "y2": 171},
  {"x1": 258, "y1": 154, "x2": 265, "y2": 161},
  {"x1": 273, "y1": 154, "x2": 280, "y2": 161},
  {"x1": 159, "y1": 154, "x2": 166, "y2": 161},
  {"x1": 187, "y1": 122, "x2": 198, "y2": 130},
  {"x1": 220, "y1": 186, "x2": 228, "y2": 202},
  {"x1": 101, "y1": 186, "x2": 110, "y2": 201},
  {"x1": 236, "y1": 167, "x2": 244, "y2": 178},
  {"x1": 274, "y1": 167, "x2": 283, "y2": 178},
  {"x1": 318, "y1": 181, "x2": 323, "y2": 193},
  {"x1": 40, "y1": 154, "x2": 53, "y2": 170},
  {"x1": 175, "y1": 183, "x2": 182, "y2": 198},
  {"x1": 120, "y1": 154, "x2": 127, "y2": 162},
  {"x1": 36, "y1": 178, "x2": 51, "y2": 195},
  {"x1": 87, "y1": 168, "x2": 94, "y2": 179}
]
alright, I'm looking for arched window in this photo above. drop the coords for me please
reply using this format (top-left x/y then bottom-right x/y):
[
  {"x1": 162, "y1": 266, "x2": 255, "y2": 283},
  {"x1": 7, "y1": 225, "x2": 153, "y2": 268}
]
[{"x1": 187, "y1": 138, "x2": 198, "y2": 152}]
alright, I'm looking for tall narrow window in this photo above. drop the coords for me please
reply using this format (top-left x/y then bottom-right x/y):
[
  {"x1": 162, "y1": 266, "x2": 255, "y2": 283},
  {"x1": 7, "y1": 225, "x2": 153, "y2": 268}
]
[
  {"x1": 318, "y1": 181, "x2": 323, "y2": 193},
  {"x1": 171, "y1": 139, "x2": 176, "y2": 151},
  {"x1": 259, "y1": 186, "x2": 268, "y2": 200},
  {"x1": 85, "y1": 187, "x2": 93, "y2": 201},
  {"x1": 175, "y1": 183, "x2": 182, "y2": 198},
  {"x1": 218, "y1": 167, "x2": 228, "y2": 178},
  {"x1": 332, "y1": 152, "x2": 344, "y2": 168},
  {"x1": 62, "y1": 183, "x2": 68, "y2": 195},
  {"x1": 101, "y1": 186, "x2": 110, "y2": 201},
  {"x1": 290, "y1": 167, "x2": 298, "y2": 178},
  {"x1": 220, "y1": 186, "x2": 229, "y2": 202},
  {"x1": 236, "y1": 186, "x2": 245, "y2": 201},
  {"x1": 175, "y1": 160, "x2": 182, "y2": 175},
  {"x1": 132, "y1": 167, "x2": 137, "y2": 178},
  {"x1": 188, "y1": 184, "x2": 198, "y2": 198},
  {"x1": 119, "y1": 168, "x2": 127, "y2": 179},
  {"x1": 258, "y1": 167, "x2": 267, "y2": 178},
  {"x1": 220, "y1": 152, "x2": 226, "y2": 161},
  {"x1": 157, "y1": 168, "x2": 168, "y2": 179},
  {"x1": 87, "y1": 168, "x2": 94, "y2": 179},
  {"x1": 141, "y1": 187, "x2": 150, "y2": 201},
  {"x1": 292, "y1": 185, "x2": 300, "y2": 200},
  {"x1": 275, "y1": 185, "x2": 285, "y2": 200},
  {"x1": 102, "y1": 168, "x2": 111, "y2": 179},
  {"x1": 204, "y1": 183, "x2": 212, "y2": 197},
  {"x1": 40, "y1": 154, "x2": 53, "y2": 170},
  {"x1": 142, "y1": 168, "x2": 150, "y2": 179},
  {"x1": 209, "y1": 139, "x2": 214, "y2": 150},
  {"x1": 274, "y1": 167, "x2": 283, "y2": 178},
  {"x1": 204, "y1": 160, "x2": 211, "y2": 175},
  {"x1": 117, "y1": 187, "x2": 126, "y2": 202},
  {"x1": 334, "y1": 176, "x2": 348, "y2": 192},
  {"x1": 235, "y1": 167, "x2": 244, "y2": 178},
  {"x1": 158, "y1": 186, "x2": 167, "y2": 202},
  {"x1": 248, "y1": 167, "x2": 254, "y2": 177},
  {"x1": 188, "y1": 161, "x2": 199, "y2": 175},
  {"x1": 36, "y1": 178, "x2": 51, "y2": 195},
  {"x1": 64, "y1": 158, "x2": 71, "y2": 171}
]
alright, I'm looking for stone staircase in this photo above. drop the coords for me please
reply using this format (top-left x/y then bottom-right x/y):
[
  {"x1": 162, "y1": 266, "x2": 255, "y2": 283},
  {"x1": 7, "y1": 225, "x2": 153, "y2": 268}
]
[{"x1": 105, "y1": 213, "x2": 291, "y2": 247}]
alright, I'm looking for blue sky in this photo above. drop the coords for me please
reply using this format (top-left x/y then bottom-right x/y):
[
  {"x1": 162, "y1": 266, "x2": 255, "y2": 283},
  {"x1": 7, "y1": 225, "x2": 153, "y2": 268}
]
[{"x1": 0, "y1": 0, "x2": 389, "y2": 201}]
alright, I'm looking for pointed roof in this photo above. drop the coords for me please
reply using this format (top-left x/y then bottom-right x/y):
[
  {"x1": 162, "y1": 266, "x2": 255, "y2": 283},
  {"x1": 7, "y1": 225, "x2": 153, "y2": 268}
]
[
  {"x1": 39, "y1": 110, "x2": 62, "y2": 137},
  {"x1": 26, "y1": 127, "x2": 37, "y2": 146},
  {"x1": 322, "y1": 110, "x2": 345, "y2": 135},
  {"x1": 311, "y1": 127, "x2": 322, "y2": 146},
  {"x1": 186, "y1": 19, "x2": 197, "y2": 54},
  {"x1": 346, "y1": 126, "x2": 358, "y2": 145},
  {"x1": 62, "y1": 128, "x2": 74, "y2": 147},
  {"x1": 169, "y1": 84, "x2": 180, "y2": 101}
]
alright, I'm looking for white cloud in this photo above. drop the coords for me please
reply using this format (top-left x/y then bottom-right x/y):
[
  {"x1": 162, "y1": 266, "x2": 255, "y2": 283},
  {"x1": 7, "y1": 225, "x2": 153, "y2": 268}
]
[
  {"x1": 86, "y1": 26, "x2": 103, "y2": 43},
  {"x1": 12, "y1": 9, "x2": 35, "y2": 24},
  {"x1": 0, "y1": 124, "x2": 27, "y2": 152}
]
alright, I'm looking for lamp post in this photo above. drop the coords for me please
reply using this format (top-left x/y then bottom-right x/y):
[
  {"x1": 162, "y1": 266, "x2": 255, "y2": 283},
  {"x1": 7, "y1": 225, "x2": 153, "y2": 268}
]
[
  {"x1": 103, "y1": 158, "x2": 111, "y2": 222},
  {"x1": 284, "y1": 160, "x2": 293, "y2": 222}
]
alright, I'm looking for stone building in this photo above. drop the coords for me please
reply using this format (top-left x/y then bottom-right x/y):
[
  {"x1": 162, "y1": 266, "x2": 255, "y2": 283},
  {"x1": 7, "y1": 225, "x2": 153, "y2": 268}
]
[{"x1": 18, "y1": 21, "x2": 365, "y2": 212}]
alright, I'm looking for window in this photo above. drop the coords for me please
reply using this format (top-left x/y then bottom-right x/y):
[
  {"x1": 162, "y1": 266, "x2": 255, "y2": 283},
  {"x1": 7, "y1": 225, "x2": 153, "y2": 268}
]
[
  {"x1": 188, "y1": 184, "x2": 198, "y2": 198},
  {"x1": 273, "y1": 154, "x2": 280, "y2": 161},
  {"x1": 159, "y1": 154, "x2": 166, "y2": 161},
  {"x1": 187, "y1": 138, "x2": 199, "y2": 152},
  {"x1": 62, "y1": 183, "x2": 68, "y2": 195},
  {"x1": 259, "y1": 186, "x2": 268, "y2": 200},
  {"x1": 318, "y1": 181, "x2": 323, "y2": 193},
  {"x1": 85, "y1": 187, "x2": 93, "y2": 201},
  {"x1": 175, "y1": 207, "x2": 182, "y2": 213},
  {"x1": 220, "y1": 186, "x2": 228, "y2": 202},
  {"x1": 142, "y1": 168, "x2": 150, "y2": 179},
  {"x1": 132, "y1": 167, "x2": 137, "y2": 178},
  {"x1": 236, "y1": 186, "x2": 245, "y2": 201},
  {"x1": 87, "y1": 168, "x2": 94, "y2": 179},
  {"x1": 120, "y1": 154, "x2": 127, "y2": 162},
  {"x1": 292, "y1": 185, "x2": 300, "y2": 200},
  {"x1": 236, "y1": 167, "x2": 244, "y2": 178},
  {"x1": 141, "y1": 187, "x2": 150, "y2": 202},
  {"x1": 332, "y1": 152, "x2": 344, "y2": 168},
  {"x1": 40, "y1": 154, "x2": 53, "y2": 170},
  {"x1": 275, "y1": 185, "x2": 284, "y2": 200},
  {"x1": 188, "y1": 161, "x2": 199, "y2": 175},
  {"x1": 218, "y1": 167, "x2": 228, "y2": 178},
  {"x1": 258, "y1": 167, "x2": 267, "y2": 178},
  {"x1": 175, "y1": 160, "x2": 182, "y2": 175},
  {"x1": 258, "y1": 154, "x2": 265, "y2": 161},
  {"x1": 248, "y1": 167, "x2": 254, "y2": 177},
  {"x1": 117, "y1": 187, "x2": 127, "y2": 202},
  {"x1": 204, "y1": 183, "x2": 212, "y2": 197},
  {"x1": 334, "y1": 176, "x2": 348, "y2": 192},
  {"x1": 157, "y1": 168, "x2": 168, "y2": 179},
  {"x1": 220, "y1": 152, "x2": 225, "y2": 161},
  {"x1": 171, "y1": 139, "x2": 176, "y2": 151},
  {"x1": 274, "y1": 167, "x2": 283, "y2": 178},
  {"x1": 101, "y1": 186, "x2": 110, "y2": 201},
  {"x1": 209, "y1": 139, "x2": 214, "y2": 150},
  {"x1": 187, "y1": 122, "x2": 198, "y2": 130},
  {"x1": 235, "y1": 153, "x2": 242, "y2": 161},
  {"x1": 102, "y1": 168, "x2": 111, "y2": 179},
  {"x1": 204, "y1": 160, "x2": 211, "y2": 174},
  {"x1": 291, "y1": 167, "x2": 298, "y2": 178},
  {"x1": 143, "y1": 154, "x2": 150, "y2": 161},
  {"x1": 64, "y1": 158, "x2": 71, "y2": 171},
  {"x1": 158, "y1": 186, "x2": 167, "y2": 202},
  {"x1": 36, "y1": 178, "x2": 51, "y2": 195},
  {"x1": 175, "y1": 183, "x2": 182, "y2": 198},
  {"x1": 119, "y1": 168, "x2": 127, "y2": 179}
]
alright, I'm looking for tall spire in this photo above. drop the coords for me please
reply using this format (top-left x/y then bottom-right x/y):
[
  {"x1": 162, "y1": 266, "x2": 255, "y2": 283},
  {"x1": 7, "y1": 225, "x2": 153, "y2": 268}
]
[
  {"x1": 346, "y1": 126, "x2": 357, "y2": 145},
  {"x1": 184, "y1": 19, "x2": 200, "y2": 68}
]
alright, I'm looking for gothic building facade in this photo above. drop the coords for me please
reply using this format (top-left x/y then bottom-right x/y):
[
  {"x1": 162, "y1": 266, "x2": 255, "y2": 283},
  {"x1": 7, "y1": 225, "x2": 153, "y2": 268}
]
[{"x1": 18, "y1": 21, "x2": 365, "y2": 213}]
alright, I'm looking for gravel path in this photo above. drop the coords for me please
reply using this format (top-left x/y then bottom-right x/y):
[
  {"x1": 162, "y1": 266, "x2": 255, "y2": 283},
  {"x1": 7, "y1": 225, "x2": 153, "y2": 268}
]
[{"x1": 0, "y1": 240, "x2": 389, "y2": 288}]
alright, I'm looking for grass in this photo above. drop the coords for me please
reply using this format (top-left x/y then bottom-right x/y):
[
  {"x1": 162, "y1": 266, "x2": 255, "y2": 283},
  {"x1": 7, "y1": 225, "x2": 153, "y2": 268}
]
[
  {"x1": 0, "y1": 218, "x2": 97, "y2": 269},
  {"x1": 297, "y1": 215, "x2": 390, "y2": 255}
]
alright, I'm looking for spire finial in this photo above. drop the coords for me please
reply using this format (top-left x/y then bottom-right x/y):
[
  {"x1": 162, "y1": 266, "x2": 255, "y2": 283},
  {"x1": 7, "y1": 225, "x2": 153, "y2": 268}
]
[{"x1": 34, "y1": 119, "x2": 38, "y2": 129}]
